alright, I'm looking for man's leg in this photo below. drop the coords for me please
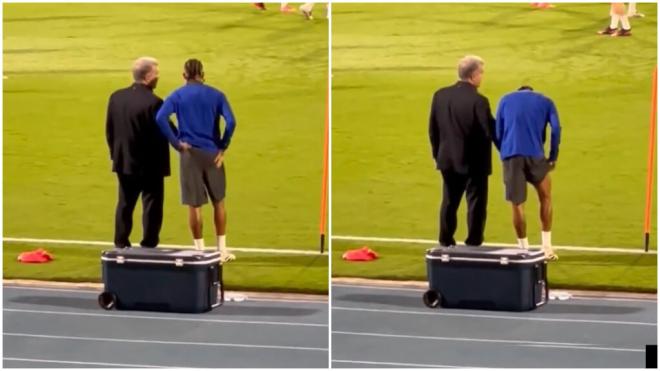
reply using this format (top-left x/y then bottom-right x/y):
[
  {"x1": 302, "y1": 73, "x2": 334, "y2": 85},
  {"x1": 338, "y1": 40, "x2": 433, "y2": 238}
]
[
  {"x1": 206, "y1": 163, "x2": 234, "y2": 262},
  {"x1": 114, "y1": 174, "x2": 140, "y2": 248},
  {"x1": 439, "y1": 171, "x2": 467, "y2": 246},
  {"x1": 533, "y1": 174, "x2": 557, "y2": 259},
  {"x1": 503, "y1": 157, "x2": 529, "y2": 249},
  {"x1": 140, "y1": 176, "x2": 164, "y2": 248},
  {"x1": 465, "y1": 174, "x2": 488, "y2": 246},
  {"x1": 181, "y1": 148, "x2": 208, "y2": 250},
  {"x1": 300, "y1": 2, "x2": 314, "y2": 20}
]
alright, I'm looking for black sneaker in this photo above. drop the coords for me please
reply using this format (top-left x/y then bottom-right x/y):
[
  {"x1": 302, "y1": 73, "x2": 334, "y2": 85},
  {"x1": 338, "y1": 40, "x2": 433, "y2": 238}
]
[
  {"x1": 612, "y1": 28, "x2": 632, "y2": 37},
  {"x1": 597, "y1": 26, "x2": 617, "y2": 35}
]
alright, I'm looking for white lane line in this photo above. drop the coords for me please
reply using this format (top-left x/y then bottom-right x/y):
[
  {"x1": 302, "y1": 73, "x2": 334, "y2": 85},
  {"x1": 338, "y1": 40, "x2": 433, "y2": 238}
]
[
  {"x1": 332, "y1": 284, "x2": 658, "y2": 303},
  {"x1": 4, "y1": 332, "x2": 328, "y2": 352},
  {"x1": 3, "y1": 286, "x2": 328, "y2": 304},
  {"x1": 520, "y1": 344, "x2": 645, "y2": 353},
  {"x1": 3, "y1": 357, "x2": 171, "y2": 368},
  {"x1": 4, "y1": 308, "x2": 327, "y2": 328},
  {"x1": 332, "y1": 235, "x2": 656, "y2": 254},
  {"x1": 333, "y1": 306, "x2": 657, "y2": 327},
  {"x1": 332, "y1": 359, "x2": 472, "y2": 368},
  {"x1": 3, "y1": 236, "x2": 327, "y2": 256},
  {"x1": 333, "y1": 330, "x2": 596, "y2": 347}
]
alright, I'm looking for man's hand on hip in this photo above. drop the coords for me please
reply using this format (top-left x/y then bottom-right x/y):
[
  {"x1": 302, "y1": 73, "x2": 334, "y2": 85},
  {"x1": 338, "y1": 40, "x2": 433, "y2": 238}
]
[
  {"x1": 179, "y1": 141, "x2": 191, "y2": 152},
  {"x1": 214, "y1": 150, "x2": 224, "y2": 168}
]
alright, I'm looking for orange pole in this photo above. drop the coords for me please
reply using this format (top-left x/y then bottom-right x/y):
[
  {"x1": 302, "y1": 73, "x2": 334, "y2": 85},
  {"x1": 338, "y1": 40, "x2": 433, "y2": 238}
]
[
  {"x1": 644, "y1": 66, "x2": 657, "y2": 252},
  {"x1": 319, "y1": 78, "x2": 329, "y2": 253}
]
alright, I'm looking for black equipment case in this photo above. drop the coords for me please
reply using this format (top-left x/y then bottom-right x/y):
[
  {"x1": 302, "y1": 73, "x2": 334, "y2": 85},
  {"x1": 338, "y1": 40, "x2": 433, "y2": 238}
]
[
  {"x1": 100, "y1": 248, "x2": 224, "y2": 313},
  {"x1": 424, "y1": 245, "x2": 548, "y2": 311}
]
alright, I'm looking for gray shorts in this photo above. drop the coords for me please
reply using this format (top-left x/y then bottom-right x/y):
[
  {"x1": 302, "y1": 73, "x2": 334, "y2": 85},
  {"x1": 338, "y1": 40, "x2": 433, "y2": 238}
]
[
  {"x1": 180, "y1": 147, "x2": 226, "y2": 207},
  {"x1": 503, "y1": 156, "x2": 550, "y2": 205}
]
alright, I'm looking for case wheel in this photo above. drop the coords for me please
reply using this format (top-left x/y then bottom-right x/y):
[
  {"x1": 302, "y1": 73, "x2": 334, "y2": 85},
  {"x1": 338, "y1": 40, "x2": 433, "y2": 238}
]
[
  {"x1": 423, "y1": 290, "x2": 441, "y2": 308},
  {"x1": 98, "y1": 292, "x2": 117, "y2": 310}
]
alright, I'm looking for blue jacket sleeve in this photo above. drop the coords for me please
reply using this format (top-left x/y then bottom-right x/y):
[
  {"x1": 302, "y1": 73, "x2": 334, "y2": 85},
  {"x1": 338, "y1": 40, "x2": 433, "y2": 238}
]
[
  {"x1": 155, "y1": 95, "x2": 180, "y2": 150},
  {"x1": 218, "y1": 93, "x2": 236, "y2": 151},
  {"x1": 547, "y1": 99, "x2": 561, "y2": 162},
  {"x1": 494, "y1": 99, "x2": 505, "y2": 151}
]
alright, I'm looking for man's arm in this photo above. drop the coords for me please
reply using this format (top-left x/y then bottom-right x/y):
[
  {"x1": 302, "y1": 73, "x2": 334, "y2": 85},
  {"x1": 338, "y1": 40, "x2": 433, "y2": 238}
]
[
  {"x1": 547, "y1": 99, "x2": 561, "y2": 162},
  {"x1": 475, "y1": 96, "x2": 495, "y2": 143},
  {"x1": 494, "y1": 99, "x2": 505, "y2": 151},
  {"x1": 217, "y1": 93, "x2": 236, "y2": 151},
  {"x1": 105, "y1": 95, "x2": 114, "y2": 159},
  {"x1": 155, "y1": 95, "x2": 182, "y2": 150},
  {"x1": 428, "y1": 92, "x2": 440, "y2": 160}
]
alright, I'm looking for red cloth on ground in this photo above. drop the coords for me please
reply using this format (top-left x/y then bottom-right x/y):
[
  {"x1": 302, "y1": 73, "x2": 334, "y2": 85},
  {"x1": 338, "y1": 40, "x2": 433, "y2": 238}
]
[
  {"x1": 18, "y1": 248, "x2": 54, "y2": 263},
  {"x1": 342, "y1": 246, "x2": 378, "y2": 261}
]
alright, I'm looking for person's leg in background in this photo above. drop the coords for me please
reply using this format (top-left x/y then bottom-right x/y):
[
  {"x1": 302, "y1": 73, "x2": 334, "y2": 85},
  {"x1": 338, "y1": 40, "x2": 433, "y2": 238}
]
[
  {"x1": 140, "y1": 175, "x2": 164, "y2": 248},
  {"x1": 114, "y1": 173, "x2": 141, "y2": 248},
  {"x1": 300, "y1": 2, "x2": 314, "y2": 20},
  {"x1": 439, "y1": 171, "x2": 468, "y2": 247},
  {"x1": 465, "y1": 174, "x2": 488, "y2": 246},
  {"x1": 181, "y1": 149, "x2": 208, "y2": 251}
]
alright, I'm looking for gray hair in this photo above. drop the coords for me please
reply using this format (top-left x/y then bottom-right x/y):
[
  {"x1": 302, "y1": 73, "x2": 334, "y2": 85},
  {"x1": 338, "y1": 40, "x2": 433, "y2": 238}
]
[
  {"x1": 457, "y1": 55, "x2": 484, "y2": 80},
  {"x1": 132, "y1": 56, "x2": 158, "y2": 82}
]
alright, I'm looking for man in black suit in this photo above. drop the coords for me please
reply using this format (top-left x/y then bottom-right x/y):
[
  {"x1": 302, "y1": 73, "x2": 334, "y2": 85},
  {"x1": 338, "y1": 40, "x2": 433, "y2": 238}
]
[
  {"x1": 106, "y1": 57, "x2": 173, "y2": 248},
  {"x1": 428, "y1": 55, "x2": 495, "y2": 247}
]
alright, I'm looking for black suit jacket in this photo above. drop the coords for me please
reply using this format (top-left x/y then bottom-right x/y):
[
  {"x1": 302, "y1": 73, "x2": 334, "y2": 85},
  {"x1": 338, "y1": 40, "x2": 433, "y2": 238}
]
[
  {"x1": 106, "y1": 83, "x2": 173, "y2": 177},
  {"x1": 428, "y1": 81, "x2": 495, "y2": 176}
]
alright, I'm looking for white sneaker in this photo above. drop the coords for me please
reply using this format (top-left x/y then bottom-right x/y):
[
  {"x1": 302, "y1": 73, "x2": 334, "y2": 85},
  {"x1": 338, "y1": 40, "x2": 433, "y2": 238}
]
[
  {"x1": 220, "y1": 251, "x2": 236, "y2": 263},
  {"x1": 543, "y1": 246, "x2": 558, "y2": 261}
]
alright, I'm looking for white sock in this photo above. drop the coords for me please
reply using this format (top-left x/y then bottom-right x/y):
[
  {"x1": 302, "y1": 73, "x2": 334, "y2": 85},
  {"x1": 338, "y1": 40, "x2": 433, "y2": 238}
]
[
  {"x1": 518, "y1": 238, "x2": 530, "y2": 249},
  {"x1": 300, "y1": 2, "x2": 314, "y2": 12},
  {"x1": 193, "y1": 238, "x2": 205, "y2": 250},
  {"x1": 620, "y1": 16, "x2": 631, "y2": 30},
  {"x1": 628, "y1": 2, "x2": 636, "y2": 16},
  {"x1": 542, "y1": 231, "x2": 552, "y2": 249},
  {"x1": 217, "y1": 235, "x2": 226, "y2": 252},
  {"x1": 610, "y1": 15, "x2": 620, "y2": 29}
]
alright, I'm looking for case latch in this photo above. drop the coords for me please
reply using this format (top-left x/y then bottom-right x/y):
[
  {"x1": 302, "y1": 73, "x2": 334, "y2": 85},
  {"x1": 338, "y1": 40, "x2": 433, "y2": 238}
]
[
  {"x1": 116, "y1": 256, "x2": 125, "y2": 264},
  {"x1": 500, "y1": 257, "x2": 509, "y2": 265},
  {"x1": 175, "y1": 259, "x2": 184, "y2": 267},
  {"x1": 440, "y1": 254, "x2": 450, "y2": 262}
]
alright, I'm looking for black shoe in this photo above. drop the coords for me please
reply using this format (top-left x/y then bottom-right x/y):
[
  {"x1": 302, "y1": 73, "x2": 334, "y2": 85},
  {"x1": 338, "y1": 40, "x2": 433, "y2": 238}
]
[
  {"x1": 612, "y1": 28, "x2": 632, "y2": 37},
  {"x1": 597, "y1": 26, "x2": 617, "y2": 35}
]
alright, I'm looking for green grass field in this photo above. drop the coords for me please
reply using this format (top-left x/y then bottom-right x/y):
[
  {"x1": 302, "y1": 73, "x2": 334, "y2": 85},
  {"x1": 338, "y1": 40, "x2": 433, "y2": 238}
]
[
  {"x1": 4, "y1": 3, "x2": 328, "y2": 293},
  {"x1": 331, "y1": 3, "x2": 658, "y2": 291}
]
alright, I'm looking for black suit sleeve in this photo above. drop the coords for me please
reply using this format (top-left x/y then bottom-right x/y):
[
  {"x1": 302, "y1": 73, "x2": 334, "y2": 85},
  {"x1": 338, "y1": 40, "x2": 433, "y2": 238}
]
[
  {"x1": 475, "y1": 96, "x2": 495, "y2": 141},
  {"x1": 429, "y1": 92, "x2": 440, "y2": 160},
  {"x1": 105, "y1": 95, "x2": 114, "y2": 159}
]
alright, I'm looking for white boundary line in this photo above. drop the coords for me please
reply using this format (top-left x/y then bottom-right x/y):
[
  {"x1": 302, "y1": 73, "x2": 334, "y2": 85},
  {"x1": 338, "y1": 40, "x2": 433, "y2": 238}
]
[
  {"x1": 332, "y1": 306, "x2": 657, "y2": 327},
  {"x1": 3, "y1": 237, "x2": 328, "y2": 256},
  {"x1": 333, "y1": 331, "x2": 643, "y2": 353},
  {"x1": 333, "y1": 330, "x2": 596, "y2": 347},
  {"x1": 3, "y1": 357, "x2": 171, "y2": 368},
  {"x1": 331, "y1": 283, "x2": 659, "y2": 303},
  {"x1": 331, "y1": 359, "x2": 468, "y2": 368},
  {"x1": 332, "y1": 235, "x2": 657, "y2": 254},
  {"x1": 4, "y1": 332, "x2": 328, "y2": 352},
  {"x1": 3, "y1": 285, "x2": 328, "y2": 304},
  {"x1": 4, "y1": 308, "x2": 328, "y2": 328}
]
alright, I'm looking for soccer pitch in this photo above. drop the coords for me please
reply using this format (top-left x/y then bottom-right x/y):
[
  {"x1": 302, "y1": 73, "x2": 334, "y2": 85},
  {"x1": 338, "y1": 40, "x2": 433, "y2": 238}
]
[
  {"x1": 331, "y1": 3, "x2": 657, "y2": 290},
  {"x1": 4, "y1": 3, "x2": 328, "y2": 292}
]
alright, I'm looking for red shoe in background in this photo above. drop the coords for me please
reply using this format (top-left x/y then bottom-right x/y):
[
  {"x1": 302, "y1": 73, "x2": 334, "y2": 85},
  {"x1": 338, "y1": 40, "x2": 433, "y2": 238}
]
[
  {"x1": 18, "y1": 248, "x2": 54, "y2": 263},
  {"x1": 342, "y1": 246, "x2": 378, "y2": 262}
]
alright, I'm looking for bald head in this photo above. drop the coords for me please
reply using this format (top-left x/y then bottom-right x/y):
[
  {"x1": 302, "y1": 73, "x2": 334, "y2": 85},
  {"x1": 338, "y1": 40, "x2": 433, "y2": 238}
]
[
  {"x1": 458, "y1": 55, "x2": 485, "y2": 87},
  {"x1": 132, "y1": 57, "x2": 160, "y2": 89}
]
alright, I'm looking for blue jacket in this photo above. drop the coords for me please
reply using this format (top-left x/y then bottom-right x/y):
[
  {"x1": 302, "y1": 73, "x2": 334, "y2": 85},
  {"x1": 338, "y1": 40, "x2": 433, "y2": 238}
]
[
  {"x1": 495, "y1": 90, "x2": 561, "y2": 161},
  {"x1": 156, "y1": 82, "x2": 236, "y2": 153}
]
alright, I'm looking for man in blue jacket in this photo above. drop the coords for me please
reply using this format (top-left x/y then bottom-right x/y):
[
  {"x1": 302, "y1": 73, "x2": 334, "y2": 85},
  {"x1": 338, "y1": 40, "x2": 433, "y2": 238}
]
[
  {"x1": 495, "y1": 86, "x2": 561, "y2": 260},
  {"x1": 156, "y1": 59, "x2": 236, "y2": 262}
]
